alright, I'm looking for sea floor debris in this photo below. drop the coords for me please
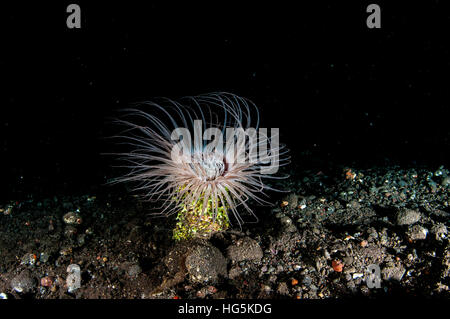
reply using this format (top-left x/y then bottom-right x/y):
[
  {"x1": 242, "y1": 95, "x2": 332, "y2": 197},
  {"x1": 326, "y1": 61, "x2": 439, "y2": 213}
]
[{"x1": 0, "y1": 164, "x2": 449, "y2": 298}]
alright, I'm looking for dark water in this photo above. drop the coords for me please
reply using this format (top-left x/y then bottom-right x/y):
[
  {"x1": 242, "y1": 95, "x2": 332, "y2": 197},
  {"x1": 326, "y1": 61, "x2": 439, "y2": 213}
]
[{"x1": 1, "y1": 2, "x2": 449, "y2": 201}]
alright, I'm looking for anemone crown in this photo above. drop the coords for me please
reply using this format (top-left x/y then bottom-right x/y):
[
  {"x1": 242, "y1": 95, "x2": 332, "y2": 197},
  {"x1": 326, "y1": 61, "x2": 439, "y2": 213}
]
[{"x1": 110, "y1": 92, "x2": 289, "y2": 227}]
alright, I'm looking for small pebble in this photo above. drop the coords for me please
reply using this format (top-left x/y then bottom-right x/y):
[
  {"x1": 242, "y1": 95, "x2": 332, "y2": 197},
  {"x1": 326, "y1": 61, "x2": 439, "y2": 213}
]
[
  {"x1": 302, "y1": 275, "x2": 312, "y2": 287},
  {"x1": 21, "y1": 253, "x2": 37, "y2": 266},
  {"x1": 352, "y1": 273, "x2": 364, "y2": 279},
  {"x1": 407, "y1": 225, "x2": 428, "y2": 241},
  {"x1": 39, "y1": 252, "x2": 50, "y2": 263},
  {"x1": 127, "y1": 264, "x2": 142, "y2": 277},
  {"x1": 40, "y1": 276, "x2": 53, "y2": 287},
  {"x1": 441, "y1": 176, "x2": 450, "y2": 187},
  {"x1": 332, "y1": 260, "x2": 344, "y2": 272},
  {"x1": 64, "y1": 226, "x2": 78, "y2": 238},
  {"x1": 63, "y1": 212, "x2": 82, "y2": 225},
  {"x1": 431, "y1": 224, "x2": 447, "y2": 240},
  {"x1": 11, "y1": 270, "x2": 35, "y2": 293},
  {"x1": 396, "y1": 209, "x2": 421, "y2": 226}
]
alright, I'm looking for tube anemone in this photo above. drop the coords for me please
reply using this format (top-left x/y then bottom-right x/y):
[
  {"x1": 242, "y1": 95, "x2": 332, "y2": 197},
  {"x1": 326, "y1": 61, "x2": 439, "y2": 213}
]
[{"x1": 109, "y1": 92, "x2": 289, "y2": 240}]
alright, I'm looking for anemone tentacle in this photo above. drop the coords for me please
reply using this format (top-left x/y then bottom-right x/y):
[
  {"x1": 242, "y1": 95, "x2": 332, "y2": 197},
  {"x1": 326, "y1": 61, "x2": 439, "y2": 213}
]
[{"x1": 109, "y1": 92, "x2": 289, "y2": 239}]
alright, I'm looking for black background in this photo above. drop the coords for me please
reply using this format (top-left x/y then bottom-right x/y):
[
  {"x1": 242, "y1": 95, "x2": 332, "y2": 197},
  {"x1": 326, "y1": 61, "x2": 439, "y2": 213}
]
[{"x1": 1, "y1": 1, "x2": 449, "y2": 201}]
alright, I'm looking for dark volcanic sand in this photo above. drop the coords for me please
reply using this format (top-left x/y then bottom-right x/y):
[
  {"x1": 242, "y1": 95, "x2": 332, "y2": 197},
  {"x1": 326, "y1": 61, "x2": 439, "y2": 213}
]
[{"x1": 1, "y1": 161, "x2": 449, "y2": 299}]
